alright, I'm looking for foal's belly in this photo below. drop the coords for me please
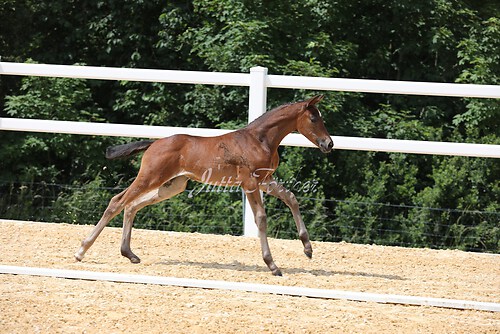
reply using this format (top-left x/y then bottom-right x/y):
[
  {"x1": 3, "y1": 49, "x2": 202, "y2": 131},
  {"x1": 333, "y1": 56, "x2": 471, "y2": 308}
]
[
  {"x1": 178, "y1": 135, "x2": 275, "y2": 187},
  {"x1": 183, "y1": 161, "x2": 274, "y2": 187}
]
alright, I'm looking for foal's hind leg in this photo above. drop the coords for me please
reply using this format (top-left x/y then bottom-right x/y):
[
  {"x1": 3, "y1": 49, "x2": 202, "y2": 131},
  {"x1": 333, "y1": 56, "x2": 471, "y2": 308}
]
[
  {"x1": 120, "y1": 176, "x2": 188, "y2": 263},
  {"x1": 260, "y1": 177, "x2": 313, "y2": 258},
  {"x1": 74, "y1": 189, "x2": 128, "y2": 261}
]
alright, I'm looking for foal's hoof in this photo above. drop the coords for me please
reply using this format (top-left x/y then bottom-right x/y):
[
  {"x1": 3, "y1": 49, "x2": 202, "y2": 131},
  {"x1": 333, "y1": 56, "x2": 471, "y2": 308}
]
[
  {"x1": 122, "y1": 249, "x2": 141, "y2": 264},
  {"x1": 74, "y1": 249, "x2": 85, "y2": 262},
  {"x1": 272, "y1": 268, "x2": 283, "y2": 276},
  {"x1": 304, "y1": 249, "x2": 313, "y2": 259},
  {"x1": 129, "y1": 256, "x2": 141, "y2": 264}
]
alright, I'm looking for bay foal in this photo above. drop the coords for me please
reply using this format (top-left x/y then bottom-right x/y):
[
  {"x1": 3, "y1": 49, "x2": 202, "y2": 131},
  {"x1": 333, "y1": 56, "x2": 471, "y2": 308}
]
[{"x1": 75, "y1": 95, "x2": 333, "y2": 275}]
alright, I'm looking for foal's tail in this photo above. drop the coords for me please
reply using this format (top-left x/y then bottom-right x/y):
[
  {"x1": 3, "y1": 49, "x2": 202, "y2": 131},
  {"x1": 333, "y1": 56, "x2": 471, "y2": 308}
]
[{"x1": 105, "y1": 140, "x2": 155, "y2": 160}]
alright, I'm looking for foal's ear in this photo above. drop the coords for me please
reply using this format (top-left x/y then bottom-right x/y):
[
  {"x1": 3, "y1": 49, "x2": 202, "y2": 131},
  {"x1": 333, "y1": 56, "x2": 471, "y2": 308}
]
[{"x1": 305, "y1": 95, "x2": 324, "y2": 107}]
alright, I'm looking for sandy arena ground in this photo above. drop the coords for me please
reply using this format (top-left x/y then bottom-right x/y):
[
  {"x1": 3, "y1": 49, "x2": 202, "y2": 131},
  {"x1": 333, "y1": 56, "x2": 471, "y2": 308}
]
[{"x1": 0, "y1": 220, "x2": 498, "y2": 333}]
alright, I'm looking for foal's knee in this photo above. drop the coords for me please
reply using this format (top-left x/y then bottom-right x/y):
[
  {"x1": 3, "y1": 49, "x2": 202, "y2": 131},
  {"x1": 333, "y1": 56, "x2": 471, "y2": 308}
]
[
  {"x1": 286, "y1": 191, "x2": 300, "y2": 211},
  {"x1": 255, "y1": 211, "x2": 267, "y2": 231}
]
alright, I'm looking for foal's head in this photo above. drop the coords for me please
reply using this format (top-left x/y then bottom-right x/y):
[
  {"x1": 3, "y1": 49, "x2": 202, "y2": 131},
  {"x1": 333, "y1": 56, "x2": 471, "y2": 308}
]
[{"x1": 297, "y1": 95, "x2": 334, "y2": 153}]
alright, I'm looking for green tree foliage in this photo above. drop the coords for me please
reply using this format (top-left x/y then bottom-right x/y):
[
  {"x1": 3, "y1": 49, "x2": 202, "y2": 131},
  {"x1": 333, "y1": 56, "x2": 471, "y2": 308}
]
[
  {"x1": 0, "y1": 0, "x2": 498, "y2": 252},
  {"x1": 455, "y1": 17, "x2": 500, "y2": 135},
  {"x1": 2, "y1": 73, "x2": 109, "y2": 182}
]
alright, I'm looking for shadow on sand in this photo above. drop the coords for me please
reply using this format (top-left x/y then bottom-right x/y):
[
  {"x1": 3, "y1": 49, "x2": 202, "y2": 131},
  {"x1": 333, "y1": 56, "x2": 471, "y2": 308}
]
[{"x1": 156, "y1": 259, "x2": 404, "y2": 281}]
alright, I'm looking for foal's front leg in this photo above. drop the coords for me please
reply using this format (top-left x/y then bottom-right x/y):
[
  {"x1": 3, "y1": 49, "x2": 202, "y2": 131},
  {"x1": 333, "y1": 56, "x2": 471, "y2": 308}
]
[
  {"x1": 260, "y1": 177, "x2": 313, "y2": 258},
  {"x1": 245, "y1": 188, "x2": 282, "y2": 276}
]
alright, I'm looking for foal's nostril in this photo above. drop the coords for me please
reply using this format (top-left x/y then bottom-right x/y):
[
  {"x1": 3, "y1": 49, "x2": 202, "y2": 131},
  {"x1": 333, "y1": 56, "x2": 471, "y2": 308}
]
[{"x1": 319, "y1": 138, "x2": 334, "y2": 153}]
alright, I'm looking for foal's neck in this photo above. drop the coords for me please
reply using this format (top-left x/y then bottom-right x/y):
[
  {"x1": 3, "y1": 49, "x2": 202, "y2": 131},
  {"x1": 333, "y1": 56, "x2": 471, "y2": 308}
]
[{"x1": 246, "y1": 103, "x2": 301, "y2": 152}]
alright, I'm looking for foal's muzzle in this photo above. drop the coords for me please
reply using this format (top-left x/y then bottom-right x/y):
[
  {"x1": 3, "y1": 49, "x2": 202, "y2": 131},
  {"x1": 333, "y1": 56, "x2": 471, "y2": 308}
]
[{"x1": 318, "y1": 137, "x2": 334, "y2": 153}]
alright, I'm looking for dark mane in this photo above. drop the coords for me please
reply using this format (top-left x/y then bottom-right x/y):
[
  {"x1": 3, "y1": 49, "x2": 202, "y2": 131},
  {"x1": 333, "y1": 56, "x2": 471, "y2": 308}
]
[{"x1": 246, "y1": 102, "x2": 295, "y2": 128}]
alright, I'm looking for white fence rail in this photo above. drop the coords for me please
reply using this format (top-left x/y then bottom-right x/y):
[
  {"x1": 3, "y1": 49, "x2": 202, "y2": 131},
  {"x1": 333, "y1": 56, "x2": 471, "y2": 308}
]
[
  {"x1": 2, "y1": 264, "x2": 499, "y2": 312},
  {"x1": 2, "y1": 62, "x2": 500, "y2": 97},
  {"x1": 2, "y1": 118, "x2": 498, "y2": 158},
  {"x1": 1, "y1": 61, "x2": 499, "y2": 237}
]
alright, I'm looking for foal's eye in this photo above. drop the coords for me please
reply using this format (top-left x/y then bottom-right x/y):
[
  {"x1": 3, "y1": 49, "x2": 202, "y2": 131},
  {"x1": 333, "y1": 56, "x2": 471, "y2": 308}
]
[{"x1": 310, "y1": 115, "x2": 317, "y2": 123}]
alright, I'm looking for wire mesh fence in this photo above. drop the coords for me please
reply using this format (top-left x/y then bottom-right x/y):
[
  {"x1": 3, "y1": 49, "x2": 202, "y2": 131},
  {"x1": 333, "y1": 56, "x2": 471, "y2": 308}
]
[{"x1": 1, "y1": 180, "x2": 498, "y2": 253}]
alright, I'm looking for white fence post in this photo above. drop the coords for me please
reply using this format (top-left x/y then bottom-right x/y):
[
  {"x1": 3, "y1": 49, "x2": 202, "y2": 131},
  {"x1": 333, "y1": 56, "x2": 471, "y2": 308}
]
[{"x1": 243, "y1": 66, "x2": 268, "y2": 237}]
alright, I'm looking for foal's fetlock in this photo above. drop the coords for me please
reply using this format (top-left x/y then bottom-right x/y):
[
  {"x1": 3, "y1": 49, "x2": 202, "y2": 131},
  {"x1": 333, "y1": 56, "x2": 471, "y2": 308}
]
[{"x1": 299, "y1": 231, "x2": 312, "y2": 258}]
